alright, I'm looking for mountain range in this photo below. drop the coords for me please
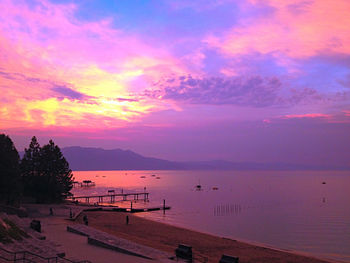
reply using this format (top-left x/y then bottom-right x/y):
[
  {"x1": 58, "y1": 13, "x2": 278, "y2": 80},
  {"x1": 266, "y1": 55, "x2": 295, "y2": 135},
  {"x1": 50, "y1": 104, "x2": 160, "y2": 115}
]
[{"x1": 61, "y1": 146, "x2": 350, "y2": 171}]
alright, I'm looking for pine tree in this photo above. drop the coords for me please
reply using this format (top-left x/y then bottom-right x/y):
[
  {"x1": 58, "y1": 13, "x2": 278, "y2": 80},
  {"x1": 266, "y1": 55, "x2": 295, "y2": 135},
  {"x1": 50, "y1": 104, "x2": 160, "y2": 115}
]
[
  {"x1": 20, "y1": 136, "x2": 41, "y2": 197},
  {"x1": 38, "y1": 140, "x2": 73, "y2": 202},
  {"x1": 0, "y1": 134, "x2": 21, "y2": 205},
  {"x1": 21, "y1": 137, "x2": 73, "y2": 203}
]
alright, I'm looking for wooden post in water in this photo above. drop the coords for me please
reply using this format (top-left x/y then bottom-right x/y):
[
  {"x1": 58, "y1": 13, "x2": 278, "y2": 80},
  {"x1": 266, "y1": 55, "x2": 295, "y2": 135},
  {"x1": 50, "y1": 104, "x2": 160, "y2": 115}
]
[
  {"x1": 163, "y1": 199, "x2": 166, "y2": 214},
  {"x1": 130, "y1": 201, "x2": 133, "y2": 212}
]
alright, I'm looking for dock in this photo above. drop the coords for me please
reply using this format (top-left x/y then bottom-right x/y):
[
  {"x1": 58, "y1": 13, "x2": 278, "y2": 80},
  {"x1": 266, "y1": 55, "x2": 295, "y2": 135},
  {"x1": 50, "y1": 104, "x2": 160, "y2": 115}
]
[
  {"x1": 82, "y1": 206, "x2": 171, "y2": 213},
  {"x1": 73, "y1": 180, "x2": 96, "y2": 187},
  {"x1": 68, "y1": 192, "x2": 150, "y2": 204}
]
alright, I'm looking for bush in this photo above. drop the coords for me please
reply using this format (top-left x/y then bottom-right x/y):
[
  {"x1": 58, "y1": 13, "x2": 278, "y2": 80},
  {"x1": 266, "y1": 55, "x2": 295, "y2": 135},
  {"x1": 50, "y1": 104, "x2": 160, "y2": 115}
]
[{"x1": 0, "y1": 218, "x2": 29, "y2": 244}]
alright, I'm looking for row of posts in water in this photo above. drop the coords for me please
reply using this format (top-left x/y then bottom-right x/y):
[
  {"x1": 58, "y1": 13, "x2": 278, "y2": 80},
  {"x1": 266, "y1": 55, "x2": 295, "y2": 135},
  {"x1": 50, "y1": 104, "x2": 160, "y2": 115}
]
[{"x1": 214, "y1": 204, "x2": 242, "y2": 216}]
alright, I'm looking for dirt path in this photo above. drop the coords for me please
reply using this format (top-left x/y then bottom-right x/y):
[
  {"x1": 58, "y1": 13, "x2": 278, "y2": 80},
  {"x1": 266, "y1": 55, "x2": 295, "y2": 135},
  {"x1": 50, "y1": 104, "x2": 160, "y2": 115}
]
[{"x1": 41, "y1": 217, "x2": 152, "y2": 263}]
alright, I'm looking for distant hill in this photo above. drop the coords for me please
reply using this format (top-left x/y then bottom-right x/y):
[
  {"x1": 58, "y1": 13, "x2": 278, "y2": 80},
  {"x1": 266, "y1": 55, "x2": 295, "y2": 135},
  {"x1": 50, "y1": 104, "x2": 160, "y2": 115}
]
[
  {"x1": 61, "y1": 146, "x2": 184, "y2": 171},
  {"x1": 61, "y1": 146, "x2": 350, "y2": 171}
]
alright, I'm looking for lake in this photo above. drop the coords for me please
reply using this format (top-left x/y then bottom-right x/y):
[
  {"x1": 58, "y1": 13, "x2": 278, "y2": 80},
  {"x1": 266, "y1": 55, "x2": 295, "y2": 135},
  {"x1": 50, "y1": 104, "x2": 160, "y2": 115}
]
[{"x1": 71, "y1": 170, "x2": 350, "y2": 262}]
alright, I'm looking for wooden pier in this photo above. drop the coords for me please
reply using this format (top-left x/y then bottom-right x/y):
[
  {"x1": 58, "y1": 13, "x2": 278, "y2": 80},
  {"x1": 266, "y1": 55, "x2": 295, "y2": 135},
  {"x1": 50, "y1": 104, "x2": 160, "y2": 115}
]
[
  {"x1": 73, "y1": 180, "x2": 96, "y2": 187},
  {"x1": 83, "y1": 206, "x2": 171, "y2": 213},
  {"x1": 68, "y1": 192, "x2": 150, "y2": 204}
]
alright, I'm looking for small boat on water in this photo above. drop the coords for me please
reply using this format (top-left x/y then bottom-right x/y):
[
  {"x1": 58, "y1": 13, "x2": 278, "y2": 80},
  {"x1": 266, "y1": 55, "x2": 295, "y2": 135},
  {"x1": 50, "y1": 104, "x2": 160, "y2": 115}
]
[
  {"x1": 322, "y1": 181, "x2": 326, "y2": 184},
  {"x1": 151, "y1": 174, "x2": 156, "y2": 177},
  {"x1": 195, "y1": 179, "x2": 202, "y2": 191},
  {"x1": 212, "y1": 187, "x2": 219, "y2": 190},
  {"x1": 156, "y1": 177, "x2": 161, "y2": 179},
  {"x1": 140, "y1": 176, "x2": 146, "y2": 178}
]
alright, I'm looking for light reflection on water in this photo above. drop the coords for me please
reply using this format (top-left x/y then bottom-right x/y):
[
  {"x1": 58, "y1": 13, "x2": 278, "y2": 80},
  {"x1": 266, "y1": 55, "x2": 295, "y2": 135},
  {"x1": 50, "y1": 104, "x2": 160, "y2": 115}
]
[{"x1": 72, "y1": 170, "x2": 350, "y2": 263}]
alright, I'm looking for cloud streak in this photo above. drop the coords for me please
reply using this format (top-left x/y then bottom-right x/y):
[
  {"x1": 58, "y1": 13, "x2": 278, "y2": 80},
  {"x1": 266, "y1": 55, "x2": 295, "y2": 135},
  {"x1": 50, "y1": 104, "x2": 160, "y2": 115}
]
[
  {"x1": 145, "y1": 75, "x2": 336, "y2": 108},
  {"x1": 52, "y1": 85, "x2": 87, "y2": 100}
]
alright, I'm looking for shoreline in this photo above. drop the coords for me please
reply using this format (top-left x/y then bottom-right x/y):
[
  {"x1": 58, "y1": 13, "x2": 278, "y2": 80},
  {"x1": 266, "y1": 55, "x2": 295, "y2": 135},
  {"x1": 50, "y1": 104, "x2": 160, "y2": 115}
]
[
  {"x1": 76, "y1": 210, "x2": 334, "y2": 263},
  {"x1": 132, "y1": 213, "x2": 346, "y2": 263}
]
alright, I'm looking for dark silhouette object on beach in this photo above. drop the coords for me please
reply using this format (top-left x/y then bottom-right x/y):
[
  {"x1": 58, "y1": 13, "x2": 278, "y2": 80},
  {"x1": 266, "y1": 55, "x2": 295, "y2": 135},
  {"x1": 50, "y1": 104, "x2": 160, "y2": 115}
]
[
  {"x1": 49, "y1": 207, "x2": 53, "y2": 216},
  {"x1": 0, "y1": 134, "x2": 21, "y2": 206},
  {"x1": 219, "y1": 254, "x2": 239, "y2": 263},
  {"x1": 30, "y1": 220, "x2": 41, "y2": 233},
  {"x1": 126, "y1": 215, "x2": 129, "y2": 225},
  {"x1": 175, "y1": 244, "x2": 192, "y2": 261},
  {"x1": 21, "y1": 137, "x2": 74, "y2": 203},
  {"x1": 83, "y1": 215, "x2": 88, "y2": 225},
  {"x1": 69, "y1": 208, "x2": 73, "y2": 218}
]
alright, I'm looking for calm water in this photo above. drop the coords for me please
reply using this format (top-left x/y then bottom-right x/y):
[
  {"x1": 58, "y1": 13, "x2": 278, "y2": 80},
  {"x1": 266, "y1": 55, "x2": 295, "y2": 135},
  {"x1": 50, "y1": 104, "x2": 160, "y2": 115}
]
[{"x1": 72, "y1": 170, "x2": 350, "y2": 262}]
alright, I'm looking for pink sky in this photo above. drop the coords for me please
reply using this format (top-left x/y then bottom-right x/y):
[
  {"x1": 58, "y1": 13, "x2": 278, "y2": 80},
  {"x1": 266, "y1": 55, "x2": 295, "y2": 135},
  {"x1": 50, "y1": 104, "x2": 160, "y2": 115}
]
[{"x1": 1, "y1": 0, "x2": 350, "y2": 167}]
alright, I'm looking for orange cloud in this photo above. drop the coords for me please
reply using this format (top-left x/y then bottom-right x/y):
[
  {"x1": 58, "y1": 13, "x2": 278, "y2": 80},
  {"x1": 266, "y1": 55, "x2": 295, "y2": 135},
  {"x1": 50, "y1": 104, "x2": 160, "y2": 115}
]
[
  {"x1": 283, "y1": 113, "x2": 331, "y2": 119},
  {"x1": 0, "y1": 0, "x2": 188, "y2": 130},
  {"x1": 207, "y1": 0, "x2": 350, "y2": 59}
]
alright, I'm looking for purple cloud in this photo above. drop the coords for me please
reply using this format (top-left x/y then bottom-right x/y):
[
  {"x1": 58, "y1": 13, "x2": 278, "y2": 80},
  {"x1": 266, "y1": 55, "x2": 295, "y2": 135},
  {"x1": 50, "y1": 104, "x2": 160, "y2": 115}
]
[
  {"x1": 52, "y1": 85, "x2": 86, "y2": 100},
  {"x1": 286, "y1": 1, "x2": 313, "y2": 15},
  {"x1": 146, "y1": 75, "x2": 283, "y2": 107},
  {"x1": 116, "y1": 98, "x2": 139, "y2": 102},
  {"x1": 145, "y1": 75, "x2": 348, "y2": 108}
]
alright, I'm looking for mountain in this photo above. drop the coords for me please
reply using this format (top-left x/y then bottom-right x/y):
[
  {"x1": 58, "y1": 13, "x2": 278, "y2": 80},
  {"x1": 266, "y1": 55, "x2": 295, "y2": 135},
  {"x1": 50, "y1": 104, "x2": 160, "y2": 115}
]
[
  {"x1": 61, "y1": 146, "x2": 350, "y2": 171},
  {"x1": 61, "y1": 146, "x2": 184, "y2": 171}
]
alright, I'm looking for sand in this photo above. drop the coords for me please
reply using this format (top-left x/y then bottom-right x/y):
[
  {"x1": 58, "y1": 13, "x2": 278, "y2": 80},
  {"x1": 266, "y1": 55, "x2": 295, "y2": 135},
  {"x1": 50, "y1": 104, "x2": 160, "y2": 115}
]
[
  {"x1": 41, "y1": 216, "x2": 151, "y2": 263},
  {"x1": 76, "y1": 211, "x2": 332, "y2": 263}
]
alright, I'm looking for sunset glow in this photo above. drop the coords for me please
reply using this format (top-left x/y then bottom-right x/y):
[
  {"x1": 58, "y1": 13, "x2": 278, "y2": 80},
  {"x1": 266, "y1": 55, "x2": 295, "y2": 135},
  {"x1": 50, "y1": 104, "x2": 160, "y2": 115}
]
[{"x1": 1, "y1": 0, "x2": 350, "y2": 166}]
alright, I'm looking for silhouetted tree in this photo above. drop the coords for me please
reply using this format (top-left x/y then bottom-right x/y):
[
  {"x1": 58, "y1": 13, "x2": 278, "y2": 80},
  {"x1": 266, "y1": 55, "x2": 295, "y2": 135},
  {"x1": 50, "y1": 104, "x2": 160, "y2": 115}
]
[
  {"x1": 0, "y1": 134, "x2": 21, "y2": 205},
  {"x1": 39, "y1": 140, "x2": 73, "y2": 202},
  {"x1": 21, "y1": 138, "x2": 73, "y2": 203},
  {"x1": 20, "y1": 136, "x2": 41, "y2": 197}
]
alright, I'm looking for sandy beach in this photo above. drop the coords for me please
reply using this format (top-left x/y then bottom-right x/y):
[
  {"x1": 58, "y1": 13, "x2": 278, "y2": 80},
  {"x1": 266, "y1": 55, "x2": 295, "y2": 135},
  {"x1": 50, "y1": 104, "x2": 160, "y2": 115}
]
[{"x1": 76, "y1": 211, "x2": 332, "y2": 263}]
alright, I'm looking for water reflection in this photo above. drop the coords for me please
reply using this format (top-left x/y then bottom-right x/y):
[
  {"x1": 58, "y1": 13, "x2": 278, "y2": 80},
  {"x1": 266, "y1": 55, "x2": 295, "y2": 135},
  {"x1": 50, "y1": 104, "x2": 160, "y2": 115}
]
[{"x1": 72, "y1": 170, "x2": 350, "y2": 263}]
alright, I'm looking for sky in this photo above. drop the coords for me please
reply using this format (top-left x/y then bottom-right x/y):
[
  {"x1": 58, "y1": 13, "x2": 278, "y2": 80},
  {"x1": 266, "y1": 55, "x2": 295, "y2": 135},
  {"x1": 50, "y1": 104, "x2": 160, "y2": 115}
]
[{"x1": 1, "y1": 0, "x2": 350, "y2": 167}]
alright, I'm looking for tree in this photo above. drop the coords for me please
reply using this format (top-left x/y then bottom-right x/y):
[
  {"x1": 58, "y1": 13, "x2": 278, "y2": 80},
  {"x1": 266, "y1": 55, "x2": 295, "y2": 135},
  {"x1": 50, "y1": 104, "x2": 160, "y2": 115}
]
[
  {"x1": 20, "y1": 136, "x2": 41, "y2": 197},
  {"x1": 21, "y1": 138, "x2": 74, "y2": 203},
  {"x1": 0, "y1": 134, "x2": 21, "y2": 205},
  {"x1": 39, "y1": 140, "x2": 73, "y2": 202}
]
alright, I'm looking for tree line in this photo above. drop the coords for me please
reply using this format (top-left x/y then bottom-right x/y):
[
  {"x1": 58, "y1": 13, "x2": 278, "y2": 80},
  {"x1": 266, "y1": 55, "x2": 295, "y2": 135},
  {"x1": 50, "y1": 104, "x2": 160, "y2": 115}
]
[{"x1": 0, "y1": 134, "x2": 73, "y2": 206}]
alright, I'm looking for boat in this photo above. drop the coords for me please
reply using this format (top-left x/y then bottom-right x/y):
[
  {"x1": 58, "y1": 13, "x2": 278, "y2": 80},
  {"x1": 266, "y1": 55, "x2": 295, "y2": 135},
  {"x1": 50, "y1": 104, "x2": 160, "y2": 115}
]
[
  {"x1": 212, "y1": 187, "x2": 219, "y2": 190},
  {"x1": 156, "y1": 177, "x2": 161, "y2": 179},
  {"x1": 140, "y1": 176, "x2": 146, "y2": 178},
  {"x1": 195, "y1": 180, "x2": 202, "y2": 191}
]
